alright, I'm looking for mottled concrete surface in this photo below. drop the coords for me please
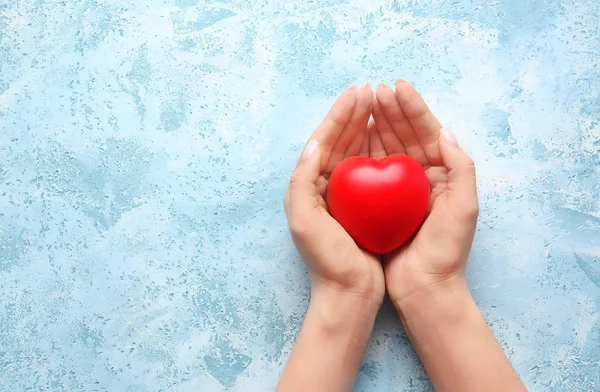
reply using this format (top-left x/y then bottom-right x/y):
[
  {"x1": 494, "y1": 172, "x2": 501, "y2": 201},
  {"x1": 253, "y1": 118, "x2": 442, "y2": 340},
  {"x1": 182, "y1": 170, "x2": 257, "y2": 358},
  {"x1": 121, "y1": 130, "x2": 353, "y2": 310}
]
[{"x1": 0, "y1": 0, "x2": 599, "y2": 391}]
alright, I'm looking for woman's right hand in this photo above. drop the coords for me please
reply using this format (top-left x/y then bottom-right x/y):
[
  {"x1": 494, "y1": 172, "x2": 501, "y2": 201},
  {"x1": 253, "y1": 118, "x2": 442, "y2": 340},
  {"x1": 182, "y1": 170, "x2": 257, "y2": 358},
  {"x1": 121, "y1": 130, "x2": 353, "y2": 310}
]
[
  {"x1": 278, "y1": 85, "x2": 385, "y2": 392},
  {"x1": 283, "y1": 84, "x2": 385, "y2": 308}
]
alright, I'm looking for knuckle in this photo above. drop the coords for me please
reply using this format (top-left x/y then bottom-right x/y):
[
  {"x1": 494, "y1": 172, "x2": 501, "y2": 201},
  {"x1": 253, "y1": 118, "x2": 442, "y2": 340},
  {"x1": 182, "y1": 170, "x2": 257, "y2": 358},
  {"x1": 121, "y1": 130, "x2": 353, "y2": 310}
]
[
  {"x1": 288, "y1": 172, "x2": 304, "y2": 191},
  {"x1": 463, "y1": 157, "x2": 476, "y2": 174}
]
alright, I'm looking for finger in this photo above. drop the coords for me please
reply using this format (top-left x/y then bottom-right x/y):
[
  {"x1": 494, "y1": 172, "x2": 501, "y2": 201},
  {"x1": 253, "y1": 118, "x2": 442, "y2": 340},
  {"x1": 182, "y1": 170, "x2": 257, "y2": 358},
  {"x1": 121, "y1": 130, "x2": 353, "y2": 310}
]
[
  {"x1": 425, "y1": 166, "x2": 448, "y2": 210},
  {"x1": 376, "y1": 84, "x2": 429, "y2": 166},
  {"x1": 358, "y1": 121, "x2": 370, "y2": 157},
  {"x1": 369, "y1": 120, "x2": 387, "y2": 159},
  {"x1": 395, "y1": 79, "x2": 443, "y2": 166},
  {"x1": 362, "y1": 118, "x2": 377, "y2": 157},
  {"x1": 425, "y1": 166, "x2": 447, "y2": 191},
  {"x1": 287, "y1": 140, "x2": 323, "y2": 226},
  {"x1": 316, "y1": 176, "x2": 328, "y2": 198},
  {"x1": 345, "y1": 116, "x2": 367, "y2": 158},
  {"x1": 438, "y1": 128, "x2": 479, "y2": 222},
  {"x1": 324, "y1": 84, "x2": 373, "y2": 176},
  {"x1": 372, "y1": 90, "x2": 406, "y2": 156},
  {"x1": 310, "y1": 86, "x2": 358, "y2": 172}
]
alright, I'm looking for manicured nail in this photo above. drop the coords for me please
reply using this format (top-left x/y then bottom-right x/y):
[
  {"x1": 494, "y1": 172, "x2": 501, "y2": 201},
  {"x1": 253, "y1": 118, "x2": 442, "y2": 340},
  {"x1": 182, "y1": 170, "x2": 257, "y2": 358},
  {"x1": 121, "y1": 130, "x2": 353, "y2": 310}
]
[
  {"x1": 376, "y1": 82, "x2": 390, "y2": 91},
  {"x1": 341, "y1": 85, "x2": 357, "y2": 98},
  {"x1": 302, "y1": 140, "x2": 319, "y2": 161},
  {"x1": 441, "y1": 127, "x2": 458, "y2": 147}
]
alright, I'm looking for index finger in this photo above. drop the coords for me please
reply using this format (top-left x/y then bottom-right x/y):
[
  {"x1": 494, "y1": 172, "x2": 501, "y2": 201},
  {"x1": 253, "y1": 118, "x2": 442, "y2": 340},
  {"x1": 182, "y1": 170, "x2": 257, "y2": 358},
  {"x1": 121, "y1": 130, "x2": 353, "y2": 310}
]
[
  {"x1": 395, "y1": 80, "x2": 443, "y2": 166},
  {"x1": 309, "y1": 86, "x2": 358, "y2": 172}
]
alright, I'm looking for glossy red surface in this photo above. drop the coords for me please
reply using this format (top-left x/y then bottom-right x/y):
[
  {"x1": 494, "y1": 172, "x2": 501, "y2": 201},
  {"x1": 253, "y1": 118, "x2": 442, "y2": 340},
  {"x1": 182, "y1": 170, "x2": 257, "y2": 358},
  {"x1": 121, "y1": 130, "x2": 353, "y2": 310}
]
[{"x1": 327, "y1": 154, "x2": 430, "y2": 254}]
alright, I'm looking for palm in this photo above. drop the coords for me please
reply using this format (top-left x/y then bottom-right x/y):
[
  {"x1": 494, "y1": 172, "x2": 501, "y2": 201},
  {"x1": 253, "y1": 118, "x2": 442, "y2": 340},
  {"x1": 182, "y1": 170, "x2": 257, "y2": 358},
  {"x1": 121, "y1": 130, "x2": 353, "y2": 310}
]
[{"x1": 313, "y1": 172, "x2": 384, "y2": 286}]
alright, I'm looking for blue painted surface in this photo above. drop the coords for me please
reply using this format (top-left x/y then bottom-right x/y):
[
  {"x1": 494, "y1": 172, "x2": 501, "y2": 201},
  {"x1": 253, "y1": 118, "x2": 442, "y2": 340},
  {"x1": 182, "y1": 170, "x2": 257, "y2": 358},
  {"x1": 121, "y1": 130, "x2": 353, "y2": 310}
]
[{"x1": 0, "y1": 0, "x2": 599, "y2": 390}]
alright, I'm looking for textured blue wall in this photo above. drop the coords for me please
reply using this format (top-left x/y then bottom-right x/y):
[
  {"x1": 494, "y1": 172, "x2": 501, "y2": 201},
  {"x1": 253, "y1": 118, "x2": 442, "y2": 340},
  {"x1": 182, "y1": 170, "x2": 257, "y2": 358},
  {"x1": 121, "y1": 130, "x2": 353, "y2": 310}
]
[{"x1": 1, "y1": 0, "x2": 599, "y2": 391}]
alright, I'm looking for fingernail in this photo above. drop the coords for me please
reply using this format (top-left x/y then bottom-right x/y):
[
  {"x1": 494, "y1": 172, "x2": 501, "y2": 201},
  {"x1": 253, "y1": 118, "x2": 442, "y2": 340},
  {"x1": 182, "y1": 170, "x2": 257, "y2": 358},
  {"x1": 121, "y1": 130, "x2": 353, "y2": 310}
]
[
  {"x1": 395, "y1": 78, "x2": 407, "y2": 85},
  {"x1": 302, "y1": 140, "x2": 319, "y2": 161},
  {"x1": 376, "y1": 82, "x2": 390, "y2": 91},
  {"x1": 441, "y1": 127, "x2": 458, "y2": 147},
  {"x1": 360, "y1": 82, "x2": 371, "y2": 90},
  {"x1": 341, "y1": 85, "x2": 357, "y2": 98}
]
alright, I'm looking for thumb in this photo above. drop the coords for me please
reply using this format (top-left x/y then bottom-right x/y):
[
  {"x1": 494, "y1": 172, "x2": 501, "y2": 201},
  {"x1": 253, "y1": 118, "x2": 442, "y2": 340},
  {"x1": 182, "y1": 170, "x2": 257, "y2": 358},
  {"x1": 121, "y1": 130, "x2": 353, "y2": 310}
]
[
  {"x1": 438, "y1": 128, "x2": 479, "y2": 220},
  {"x1": 286, "y1": 140, "x2": 322, "y2": 222}
]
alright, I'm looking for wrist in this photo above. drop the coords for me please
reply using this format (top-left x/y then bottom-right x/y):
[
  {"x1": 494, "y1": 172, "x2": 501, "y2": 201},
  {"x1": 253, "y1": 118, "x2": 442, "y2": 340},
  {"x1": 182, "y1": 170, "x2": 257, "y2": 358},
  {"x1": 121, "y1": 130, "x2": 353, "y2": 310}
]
[
  {"x1": 277, "y1": 281, "x2": 381, "y2": 392},
  {"x1": 308, "y1": 284, "x2": 381, "y2": 337},
  {"x1": 392, "y1": 276, "x2": 526, "y2": 392},
  {"x1": 391, "y1": 273, "x2": 471, "y2": 323}
]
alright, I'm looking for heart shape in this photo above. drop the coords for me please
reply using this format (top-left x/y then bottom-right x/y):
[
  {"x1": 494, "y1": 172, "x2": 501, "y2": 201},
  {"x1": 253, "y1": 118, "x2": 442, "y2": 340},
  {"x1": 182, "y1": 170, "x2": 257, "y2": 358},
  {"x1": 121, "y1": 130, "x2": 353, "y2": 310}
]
[{"x1": 327, "y1": 155, "x2": 430, "y2": 254}]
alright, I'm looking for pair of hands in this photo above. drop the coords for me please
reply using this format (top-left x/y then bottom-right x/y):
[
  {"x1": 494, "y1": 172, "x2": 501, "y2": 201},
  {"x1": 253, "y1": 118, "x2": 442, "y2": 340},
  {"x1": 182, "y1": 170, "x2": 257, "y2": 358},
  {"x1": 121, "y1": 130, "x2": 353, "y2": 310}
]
[
  {"x1": 280, "y1": 81, "x2": 526, "y2": 392},
  {"x1": 283, "y1": 80, "x2": 479, "y2": 316}
]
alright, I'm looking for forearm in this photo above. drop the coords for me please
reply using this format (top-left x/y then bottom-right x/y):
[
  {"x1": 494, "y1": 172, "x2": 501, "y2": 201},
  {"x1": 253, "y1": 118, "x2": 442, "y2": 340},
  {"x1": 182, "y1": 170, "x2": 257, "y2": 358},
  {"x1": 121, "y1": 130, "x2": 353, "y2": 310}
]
[
  {"x1": 396, "y1": 276, "x2": 526, "y2": 392},
  {"x1": 277, "y1": 287, "x2": 380, "y2": 392}
]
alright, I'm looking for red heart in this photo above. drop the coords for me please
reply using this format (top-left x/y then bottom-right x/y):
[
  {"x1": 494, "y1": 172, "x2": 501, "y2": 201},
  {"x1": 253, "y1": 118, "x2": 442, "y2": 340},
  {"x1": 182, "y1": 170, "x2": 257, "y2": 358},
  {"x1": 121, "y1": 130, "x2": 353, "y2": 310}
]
[{"x1": 327, "y1": 155, "x2": 430, "y2": 254}]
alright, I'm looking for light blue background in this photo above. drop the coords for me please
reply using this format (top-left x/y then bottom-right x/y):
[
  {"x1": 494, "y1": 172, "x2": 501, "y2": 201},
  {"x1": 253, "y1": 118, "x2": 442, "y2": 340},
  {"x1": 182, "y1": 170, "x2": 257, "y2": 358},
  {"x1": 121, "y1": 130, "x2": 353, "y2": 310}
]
[{"x1": 1, "y1": 0, "x2": 599, "y2": 391}]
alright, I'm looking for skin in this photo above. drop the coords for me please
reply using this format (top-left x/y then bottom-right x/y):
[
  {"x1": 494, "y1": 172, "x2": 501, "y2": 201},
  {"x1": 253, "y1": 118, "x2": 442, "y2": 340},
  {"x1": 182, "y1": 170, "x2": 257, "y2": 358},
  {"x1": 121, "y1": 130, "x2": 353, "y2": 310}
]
[
  {"x1": 277, "y1": 81, "x2": 527, "y2": 392},
  {"x1": 371, "y1": 81, "x2": 527, "y2": 392},
  {"x1": 278, "y1": 84, "x2": 384, "y2": 392}
]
